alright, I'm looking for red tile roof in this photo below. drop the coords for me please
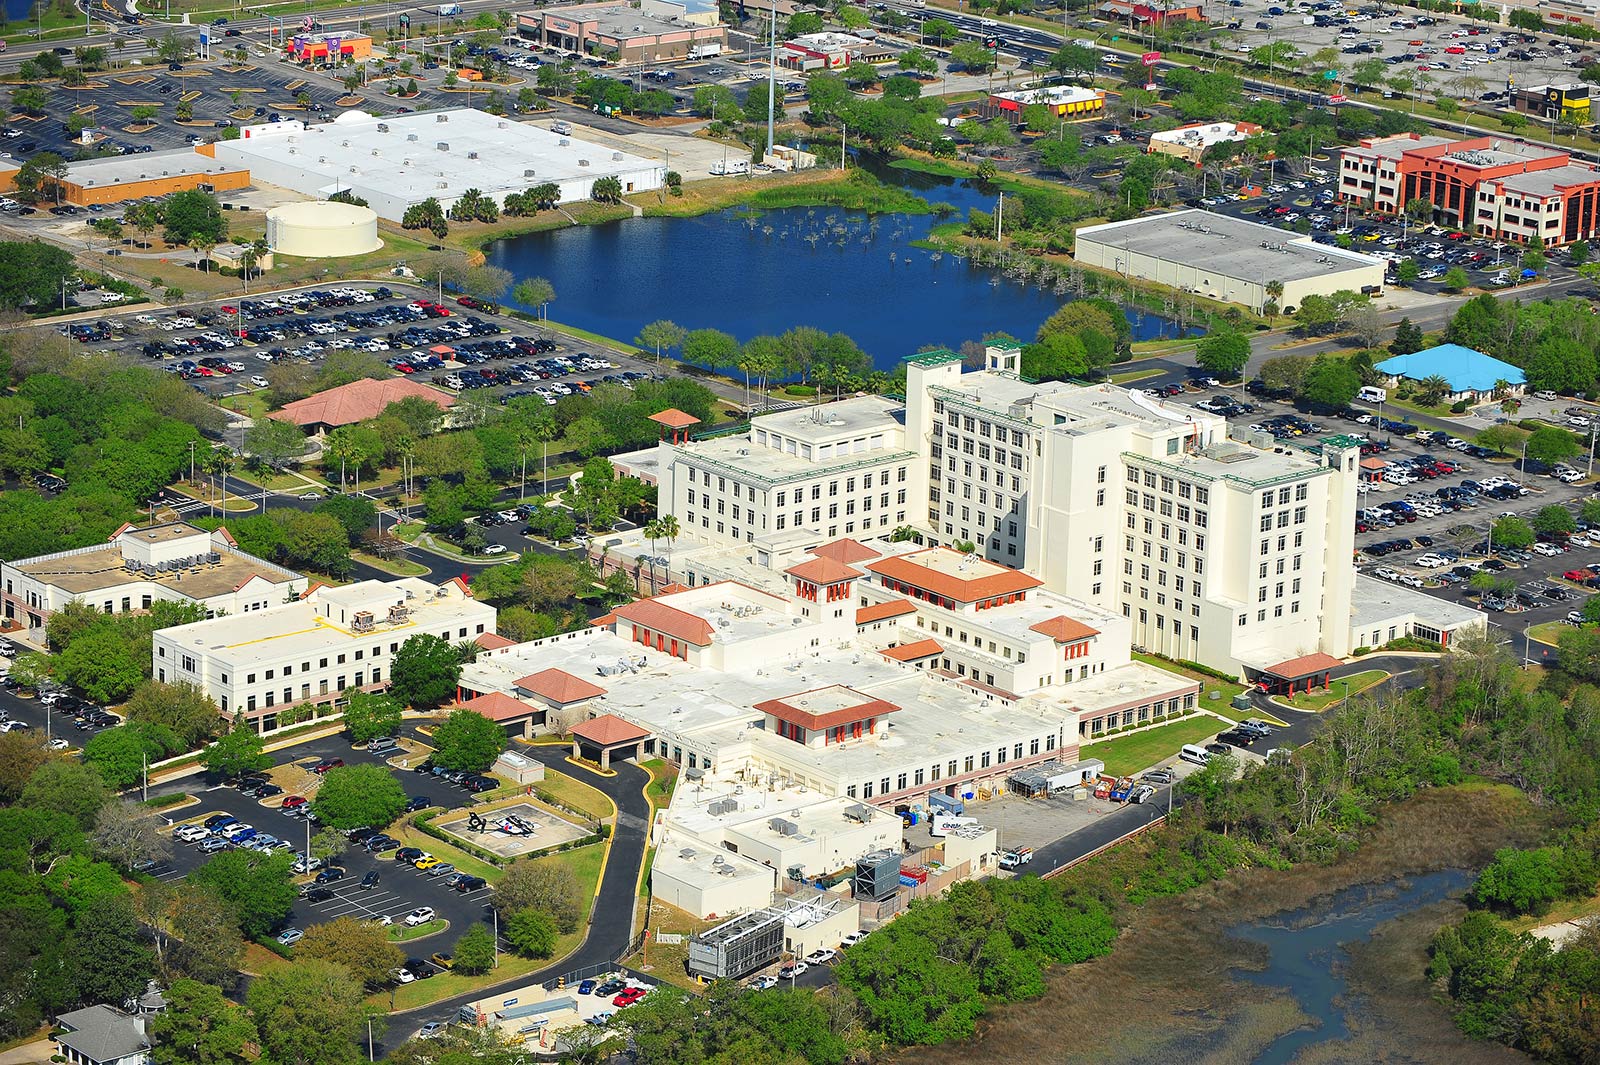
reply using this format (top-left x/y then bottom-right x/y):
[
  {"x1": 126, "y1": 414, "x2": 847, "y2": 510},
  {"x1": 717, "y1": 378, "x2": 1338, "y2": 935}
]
[
  {"x1": 571, "y1": 713, "x2": 652, "y2": 747},
  {"x1": 515, "y1": 667, "x2": 607, "y2": 704},
  {"x1": 813, "y1": 538, "x2": 881, "y2": 565},
  {"x1": 1262, "y1": 652, "x2": 1343, "y2": 679},
  {"x1": 865, "y1": 548, "x2": 1042, "y2": 603},
  {"x1": 881, "y1": 639, "x2": 944, "y2": 662},
  {"x1": 611, "y1": 598, "x2": 715, "y2": 646},
  {"x1": 855, "y1": 599, "x2": 915, "y2": 624},
  {"x1": 648, "y1": 408, "x2": 701, "y2": 429},
  {"x1": 269, "y1": 378, "x2": 456, "y2": 429},
  {"x1": 475, "y1": 632, "x2": 517, "y2": 651},
  {"x1": 455, "y1": 692, "x2": 537, "y2": 722},
  {"x1": 785, "y1": 556, "x2": 863, "y2": 584},
  {"x1": 1029, "y1": 616, "x2": 1101, "y2": 643},
  {"x1": 753, "y1": 685, "x2": 900, "y2": 731},
  {"x1": 1359, "y1": 457, "x2": 1389, "y2": 470}
]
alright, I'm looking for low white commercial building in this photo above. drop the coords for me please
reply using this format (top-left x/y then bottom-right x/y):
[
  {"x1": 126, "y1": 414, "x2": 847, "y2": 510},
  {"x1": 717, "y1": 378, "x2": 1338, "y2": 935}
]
[
  {"x1": 152, "y1": 577, "x2": 496, "y2": 730},
  {"x1": 1147, "y1": 120, "x2": 1263, "y2": 164},
  {"x1": 649, "y1": 833, "x2": 777, "y2": 919},
  {"x1": 1349, "y1": 573, "x2": 1487, "y2": 652},
  {"x1": 215, "y1": 108, "x2": 664, "y2": 222},
  {"x1": 1073, "y1": 209, "x2": 1387, "y2": 313},
  {"x1": 0, "y1": 521, "x2": 306, "y2": 638}
]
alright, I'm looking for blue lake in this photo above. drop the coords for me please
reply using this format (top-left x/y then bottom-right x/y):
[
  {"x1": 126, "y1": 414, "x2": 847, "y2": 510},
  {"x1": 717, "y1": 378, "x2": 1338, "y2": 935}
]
[{"x1": 486, "y1": 161, "x2": 1199, "y2": 372}]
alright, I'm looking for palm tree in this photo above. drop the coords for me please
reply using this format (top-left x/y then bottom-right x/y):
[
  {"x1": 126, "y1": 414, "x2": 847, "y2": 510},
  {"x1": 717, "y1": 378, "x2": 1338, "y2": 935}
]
[
  {"x1": 1417, "y1": 374, "x2": 1452, "y2": 407},
  {"x1": 643, "y1": 517, "x2": 663, "y2": 554},
  {"x1": 1264, "y1": 279, "x2": 1284, "y2": 322},
  {"x1": 657, "y1": 514, "x2": 679, "y2": 553},
  {"x1": 1491, "y1": 378, "x2": 1511, "y2": 401}
]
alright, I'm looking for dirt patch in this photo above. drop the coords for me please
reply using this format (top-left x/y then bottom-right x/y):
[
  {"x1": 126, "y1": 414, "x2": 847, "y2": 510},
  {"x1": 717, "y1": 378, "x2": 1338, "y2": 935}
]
[{"x1": 900, "y1": 786, "x2": 1543, "y2": 1065}]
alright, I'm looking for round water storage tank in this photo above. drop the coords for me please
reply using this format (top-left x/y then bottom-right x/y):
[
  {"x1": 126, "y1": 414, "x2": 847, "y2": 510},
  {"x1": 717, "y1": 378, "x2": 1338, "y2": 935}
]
[{"x1": 265, "y1": 200, "x2": 382, "y2": 258}]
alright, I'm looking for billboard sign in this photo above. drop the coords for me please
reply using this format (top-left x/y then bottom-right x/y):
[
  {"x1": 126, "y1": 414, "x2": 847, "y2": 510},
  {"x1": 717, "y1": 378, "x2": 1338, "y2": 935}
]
[{"x1": 1141, "y1": 50, "x2": 1161, "y2": 64}]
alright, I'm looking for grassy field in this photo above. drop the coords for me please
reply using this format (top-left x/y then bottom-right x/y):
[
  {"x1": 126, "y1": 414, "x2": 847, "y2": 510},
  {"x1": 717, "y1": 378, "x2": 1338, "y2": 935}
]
[
  {"x1": 1273, "y1": 669, "x2": 1390, "y2": 713},
  {"x1": 1129, "y1": 652, "x2": 1260, "y2": 723},
  {"x1": 379, "y1": 938, "x2": 578, "y2": 1012},
  {"x1": 637, "y1": 168, "x2": 845, "y2": 218},
  {"x1": 535, "y1": 769, "x2": 616, "y2": 822},
  {"x1": 1081, "y1": 716, "x2": 1224, "y2": 777},
  {"x1": 1109, "y1": 368, "x2": 1163, "y2": 385},
  {"x1": 641, "y1": 758, "x2": 677, "y2": 815}
]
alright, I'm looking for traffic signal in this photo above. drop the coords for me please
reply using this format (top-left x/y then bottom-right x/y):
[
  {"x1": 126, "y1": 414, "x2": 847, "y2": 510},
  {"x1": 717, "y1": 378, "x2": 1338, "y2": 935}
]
[{"x1": 984, "y1": 35, "x2": 998, "y2": 48}]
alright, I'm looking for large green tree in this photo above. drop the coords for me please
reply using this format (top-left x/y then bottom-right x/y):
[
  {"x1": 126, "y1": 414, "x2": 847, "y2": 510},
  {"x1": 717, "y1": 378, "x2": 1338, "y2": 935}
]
[
  {"x1": 71, "y1": 895, "x2": 156, "y2": 1007},
  {"x1": 1527, "y1": 426, "x2": 1582, "y2": 467},
  {"x1": 202, "y1": 725, "x2": 270, "y2": 781},
  {"x1": 295, "y1": 917, "x2": 404, "y2": 986},
  {"x1": 1194, "y1": 330, "x2": 1249, "y2": 381},
  {"x1": 189, "y1": 850, "x2": 297, "y2": 939},
  {"x1": 124, "y1": 681, "x2": 224, "y2": 751},
  {"x1": 490, "y1": 859, "x2": 583, "y2": 932},
  {"x1": 429, "y1": 708, "x2": 504, "y2": 773},
  {"x1": 503, "y1": 908, "x2": 557, "y2": 958},
  {"x1": 161, "y1": 190, "x2": 228, "y2": 246},
  {"x1": 311, "y1": 764, "x2": 406, "y2": 830},
  {"x1": 341, "y1": 690, "x2": 402, "y2": 745},
  {"x1": 22, "y1": 759, "x2": 110, "y2": 831},
  {"x1": 246, "y1": 959, "x2": 381, "y2": 1065},
  {"x1": 1300, "y1": 355, "x2": 1362, "y2": 408},
  {"x1": 151, "y1": 979, "x2": 258, "y2": 1065},
  {"x1": 387, "y1": 634, "x2": 461, "y2": 709}
]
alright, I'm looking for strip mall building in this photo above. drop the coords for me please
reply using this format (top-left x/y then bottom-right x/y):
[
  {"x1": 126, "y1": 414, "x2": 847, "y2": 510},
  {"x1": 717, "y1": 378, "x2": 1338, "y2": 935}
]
[{"x1": 1338, "y1": 132, "x2": 1600, "y2": 246}]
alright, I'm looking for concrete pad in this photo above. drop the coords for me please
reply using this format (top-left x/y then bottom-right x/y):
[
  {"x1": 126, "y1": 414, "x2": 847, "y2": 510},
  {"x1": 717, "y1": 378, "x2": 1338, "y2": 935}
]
[{"x1": 433, "y1": 800, "x2": 589, "y2": 858}]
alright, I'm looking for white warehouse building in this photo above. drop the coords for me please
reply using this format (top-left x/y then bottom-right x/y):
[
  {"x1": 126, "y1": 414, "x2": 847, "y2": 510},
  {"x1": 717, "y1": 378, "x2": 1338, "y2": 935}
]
[
  {"x1": 1072, "y1": 209, "x2": 1386, "y2": 314},
  {"x1": 214, "y1": 108, "x2": 665, "y2": 222}
]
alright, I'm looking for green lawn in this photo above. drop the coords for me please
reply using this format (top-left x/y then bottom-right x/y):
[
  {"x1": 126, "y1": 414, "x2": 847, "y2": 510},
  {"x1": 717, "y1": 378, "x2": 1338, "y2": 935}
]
[
  {"x1": 351, "y1": 551, "x2": 430, "y2": 577},
  {"x1": 534, "y1": 769, "x2": 616, "y2": 822},
  {"x1": 1130, "y1": 652, "x2": 1258, "y2": 723},
  {"x1": 1528, "y1": 621, "x2": 1571, "y2": 648},
  {"x1": 1081, "y1": 716, "x2": 1224, "y2": 777},
  {"x1": 1272, "y1": 669, "x2": 1389, "y2": 712},
  {"x1": 388, "y1": 824, "x2": 503, "y2": 884}
]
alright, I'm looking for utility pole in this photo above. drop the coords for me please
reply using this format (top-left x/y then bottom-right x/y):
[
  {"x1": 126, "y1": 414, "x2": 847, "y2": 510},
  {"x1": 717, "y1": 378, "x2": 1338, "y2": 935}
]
[
  {"x1": 996, "y1": 192, "x2": 1004, "y2": 243},
  {"x1": 142, "y1": 750, "x2": 148, "y2": 801},
  {"x1": 765, "y1": 0, "x2": 777, "y2": 160}
]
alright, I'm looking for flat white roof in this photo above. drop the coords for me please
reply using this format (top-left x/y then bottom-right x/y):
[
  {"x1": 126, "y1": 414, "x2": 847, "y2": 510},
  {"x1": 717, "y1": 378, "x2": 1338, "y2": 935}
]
[
  {"x1": 220, "y1": 108, "x2": 662, "y2": 205},
  {"x1": 64, "y1": 148, "x2": 245, "y2": 189}
]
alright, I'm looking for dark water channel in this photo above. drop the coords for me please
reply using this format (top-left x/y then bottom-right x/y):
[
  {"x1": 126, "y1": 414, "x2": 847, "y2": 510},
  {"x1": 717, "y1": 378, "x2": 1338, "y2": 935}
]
[
  {"x1": 1229, "y1": 869, "x2": 1473, "y2": 1065},
  {"x1": 487, "y1": 159, "x2": 1198, "y2": 371}
]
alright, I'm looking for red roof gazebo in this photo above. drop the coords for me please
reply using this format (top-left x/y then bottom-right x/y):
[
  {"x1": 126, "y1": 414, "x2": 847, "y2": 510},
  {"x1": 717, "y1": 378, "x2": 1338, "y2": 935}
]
[{"x1": 648, "y1": 408, "x2": 700, "y2": 444}]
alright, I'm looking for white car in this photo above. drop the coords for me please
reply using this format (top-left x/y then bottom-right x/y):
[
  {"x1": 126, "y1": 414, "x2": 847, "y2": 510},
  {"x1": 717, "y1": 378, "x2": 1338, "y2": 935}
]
[
  {"x1": 1374, "y1": 567, "x2": 1400, "y2": 581},
  {"x1": 840, "y1": 930, "x2": 870, "y2": 947},
  {"x1": 404, "y1": 907, "x2": 436, "y2": 926},
  {"x1": 1533, "y1": 542, "x2": 1562, "y2": 556},
  {"x1": 175, "y1": 824, "x2": 209, "y2": 842},
  {"x1": 1557, "y1": 469, "x2": 1584, "y2": 483},
  {"x1": 250, "y1": 375, "x2": 269, "y2": 387},
  {"x1": 1398, "y1": 574, "x2": 1425, "y2": 588},
  {"x1": 1414, "y1": 554, "x2": 1447, "y2": 568},
  {"x1": 391, "y1": 967, "x2": 416, "y2": 984}
]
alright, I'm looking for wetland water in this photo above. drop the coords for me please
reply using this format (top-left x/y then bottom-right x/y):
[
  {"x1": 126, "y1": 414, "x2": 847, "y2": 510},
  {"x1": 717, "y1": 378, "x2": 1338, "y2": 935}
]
[{"x1": 488, "y1": 164, "x2": 1198, "y2": 371}]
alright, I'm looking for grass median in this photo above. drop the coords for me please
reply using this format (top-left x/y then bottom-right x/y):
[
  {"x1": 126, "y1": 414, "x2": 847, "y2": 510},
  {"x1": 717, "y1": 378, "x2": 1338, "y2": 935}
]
[
  {"x1": 533, "y1": 770, "x2": 616, "y2": 822},
  {"x1": 1081, "y1": 716, "x2": 1225, "y2": 777}
]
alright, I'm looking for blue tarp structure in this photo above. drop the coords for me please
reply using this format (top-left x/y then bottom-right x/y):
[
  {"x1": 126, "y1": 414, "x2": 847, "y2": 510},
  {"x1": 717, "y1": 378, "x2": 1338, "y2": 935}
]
[{"x1": 1375, "y1": 344, "x2": 1526, "y2": 394}]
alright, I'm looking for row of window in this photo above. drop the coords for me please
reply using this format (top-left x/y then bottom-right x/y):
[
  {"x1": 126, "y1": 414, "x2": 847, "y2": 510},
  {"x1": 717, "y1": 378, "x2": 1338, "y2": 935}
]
[
  {"x1": 1129, "y1": 466, "x2": 1211, "y2": 506},
  {"x1": 843, "y1": 734, "x2": 1058, "y2": 800}
]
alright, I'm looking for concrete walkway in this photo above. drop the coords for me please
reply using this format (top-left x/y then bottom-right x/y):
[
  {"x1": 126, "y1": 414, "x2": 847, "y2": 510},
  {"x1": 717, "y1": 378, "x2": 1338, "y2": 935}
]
[{"x1": 0, "y1": 1039, "x2": 53, "y2": 1065}]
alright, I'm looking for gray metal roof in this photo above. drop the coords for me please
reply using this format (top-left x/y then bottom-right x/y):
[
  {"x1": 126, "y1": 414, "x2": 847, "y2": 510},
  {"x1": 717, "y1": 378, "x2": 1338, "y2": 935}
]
[
  {"x1": 56, "y1": 1006, "x2": 150, "y2": 1065},
  {"x1": 1075, "y1": 209, "x2": 1384, "y2": 285}
]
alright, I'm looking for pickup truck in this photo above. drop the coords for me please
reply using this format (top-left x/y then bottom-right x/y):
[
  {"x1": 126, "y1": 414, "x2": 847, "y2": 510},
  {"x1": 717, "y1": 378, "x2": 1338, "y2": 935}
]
[{"x1": 999, "y1": 847, "x2": 1034, "y2": 870}]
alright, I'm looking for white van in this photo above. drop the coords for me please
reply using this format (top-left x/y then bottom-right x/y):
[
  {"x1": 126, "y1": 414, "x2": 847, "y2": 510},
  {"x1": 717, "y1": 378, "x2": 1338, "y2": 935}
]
[
  {"x1": 1179, "y1": 743, "x2": 1211, "y2": 766},
  {"x1": 1357, "y1": 385, "x2": 1387, "y2": 403},
  {"x1": 550, "y1": 120, "x2": 572, "y2": 135}
]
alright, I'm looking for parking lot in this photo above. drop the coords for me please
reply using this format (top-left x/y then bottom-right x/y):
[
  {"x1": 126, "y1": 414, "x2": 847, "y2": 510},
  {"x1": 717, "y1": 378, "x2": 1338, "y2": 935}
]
[
  {"x1": 138, "y1": 732, "x2": 511, "y2": 969},
  {"x1": 1217, "y1": 0, "x2": 1597, "y2": 98}
]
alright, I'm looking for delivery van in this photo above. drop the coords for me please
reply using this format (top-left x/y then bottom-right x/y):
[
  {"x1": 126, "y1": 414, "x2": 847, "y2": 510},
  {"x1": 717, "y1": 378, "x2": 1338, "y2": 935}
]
[
  {"x1": 1357, "y1": 385, "x2": 1387, "y2": 403},
  {"x1": 1179, "y1": 743, "x2": 1211, "y2": 766}
]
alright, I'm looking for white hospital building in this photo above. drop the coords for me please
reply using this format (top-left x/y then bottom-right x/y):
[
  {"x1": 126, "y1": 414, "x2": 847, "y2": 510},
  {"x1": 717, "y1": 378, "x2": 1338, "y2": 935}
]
[
  {"x1": 152, "y1": 577, "x2": 496, "y2": 730},
  {"x1": 625, "y1": 347, "x2": 1362, "y2": 676}
]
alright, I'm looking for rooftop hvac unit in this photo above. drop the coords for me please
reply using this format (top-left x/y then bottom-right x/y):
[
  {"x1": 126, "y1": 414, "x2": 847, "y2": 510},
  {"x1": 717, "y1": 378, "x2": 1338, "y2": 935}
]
[
  {"x1": 436, "y1": 113, "x2": 449, "y2": 122},
  {"x1": 377, "y1": 122, "x2": 389, "y2": 132},
  {"x1": 679, "y1": 848, "x2": 697, "y2": 859},
  {"x1": 317, "y1": 156, "x2": 326, "y2": 163},
  {"x1": 436, "y1": 141, "x2": 449, "y2": 151},
  {"x1": 341, "y1": 140, "x2": 349, "y2": 148},
  {"x1": 497, "y1": 120, "x2": 509, "y2": 128},
  {"x1": 578, "y1": 158, "x2": 590, "y2": 166},
  {"x1": 371, "y1": 149, "x2": 380, "y2": 156},
  {"x1": 436, "y1": 181, "x2": 448, "y2": 189},
  {"x1": 523, "y1": 168, "x2": 536, "y2": 177},
  {"x1": 559, "y1": 138, "x2": 570, "y2": 146},
  {"x1": 407, "y1": 133, "x2": 418, "y2": 142},
  {"x1": 468, "y1": 151, "x2": 478, "y2": 159},
  {"x1": 612, "y1": 151, "x2": 623, "y2": 160},
  {"x1": 349, "y1": 166, "x2": 359, "y2": 174}
]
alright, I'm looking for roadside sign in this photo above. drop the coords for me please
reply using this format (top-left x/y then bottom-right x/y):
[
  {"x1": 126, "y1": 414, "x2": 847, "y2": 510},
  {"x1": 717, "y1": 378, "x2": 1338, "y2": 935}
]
[
  {"x1": 1328, "y1": 93, "x2": 1346, "y2": 103},
  {"x1": 1142, "y1": 50, "x2": 1161, "y2": 64},
  {"x1": 1323, "y1": 69, "x2": 1338, "y2": 79},
  {"x1": 399, "y1": 13, "x2": 410, "y2": 24}
]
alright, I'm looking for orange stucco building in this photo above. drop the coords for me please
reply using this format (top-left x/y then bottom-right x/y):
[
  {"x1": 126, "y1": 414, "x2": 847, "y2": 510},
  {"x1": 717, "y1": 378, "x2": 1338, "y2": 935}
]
[{"x1": 52, "y1": 149, "x2": 250, "y2": 206}]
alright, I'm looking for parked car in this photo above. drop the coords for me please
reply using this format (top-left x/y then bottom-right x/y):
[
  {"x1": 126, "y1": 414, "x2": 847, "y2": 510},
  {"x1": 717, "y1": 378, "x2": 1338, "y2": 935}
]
[
  {"x1": 404, "y1": 907, "x2": 436, "y2": 926},
  {"x1": 276, "y1": 929, "x2": 304, "y2": 946}
]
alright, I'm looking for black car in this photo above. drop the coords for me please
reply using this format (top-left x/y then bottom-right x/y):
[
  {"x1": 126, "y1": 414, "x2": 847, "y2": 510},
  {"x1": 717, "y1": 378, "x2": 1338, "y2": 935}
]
[
  {"x1": 347, "y1": 828, "x2": 376, "y2": 844},
  {"x1": 303, "y1": 887, "x2": 335, "y2": 902},
  {"x1": 396, "y1": 847, "x2": 425, "y2": 863},
  {"x1": 359, "y1": 871, "x2": 380, "y2": 890},
  {"x1": 1217, "y1": 730, "x2": 1256, "y2": 747},
  {"x1": 404, "y1": 795, "x2": 432, "y2": 812},
  {"x1": 404, "y1": 958, "x2": 434, "y2": 979},
  {"x1": 314, "y1": 867, "x2": 346, "y2": 884},
  {"x1": 594, "y1": 979, "x2": 627, "y2": 996},
  {"x1": 254, "y1": 783, "x2": 284, "y2": 797},
  {"x1": 454, "y1": 875, "x2": 486, "y2": 892}
]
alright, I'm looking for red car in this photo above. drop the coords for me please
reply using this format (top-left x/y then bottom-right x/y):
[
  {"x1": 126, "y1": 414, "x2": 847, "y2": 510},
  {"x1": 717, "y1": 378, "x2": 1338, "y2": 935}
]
[
  {"x1": 281, "y1": 795, "x2": 308, "y2": 808},
  {"x1": 312, "y1": 759, "x2": 344, "y2": 774},
  {"x1": 612, "y1": 988, "x2": 648, "y2": 1008},
  {"x1": 220, "y1": 305, "x2": 237, "y2": 315},
  {"x1": 1565, "y1": 570, "x2": 1593, "y2": 582}
]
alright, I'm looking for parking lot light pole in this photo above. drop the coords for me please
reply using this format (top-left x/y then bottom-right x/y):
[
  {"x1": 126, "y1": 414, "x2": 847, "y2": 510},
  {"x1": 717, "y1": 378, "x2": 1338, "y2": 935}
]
[{"x1": 493, "y1": 910, "x2": 499, "y2": 968}]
